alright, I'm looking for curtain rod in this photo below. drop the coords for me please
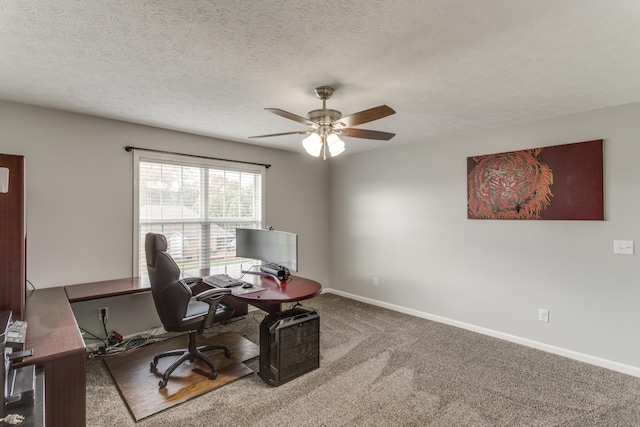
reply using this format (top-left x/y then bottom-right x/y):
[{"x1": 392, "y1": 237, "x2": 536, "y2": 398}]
[{"x1": 124, "y1": 146, "x2": 271, "y2": 168}]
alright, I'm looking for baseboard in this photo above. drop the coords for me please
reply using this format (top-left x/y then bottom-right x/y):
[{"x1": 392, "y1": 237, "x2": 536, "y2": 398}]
[{"x1": 321, "y1": 288, "x2": 640, "y2": 378}]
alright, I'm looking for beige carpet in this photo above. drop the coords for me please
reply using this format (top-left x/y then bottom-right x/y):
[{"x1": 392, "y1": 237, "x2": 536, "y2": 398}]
[
  {"x1": 103, "y1": 332, "x2": 259, "y2": 421},
  {"x1": 89, "y1": 294, "x2": 640, "y2": 426}
]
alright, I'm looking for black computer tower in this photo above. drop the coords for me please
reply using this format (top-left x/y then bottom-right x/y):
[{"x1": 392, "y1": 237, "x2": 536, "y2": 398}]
[{"x1": 259, "y1": 306, "x2": 320, "y2": 386}]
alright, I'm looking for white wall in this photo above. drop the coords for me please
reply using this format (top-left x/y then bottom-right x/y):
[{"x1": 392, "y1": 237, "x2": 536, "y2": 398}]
[
  {"x1": 329, "y1": 102, "x2": 640, "y2": 374},
  {"x1": 0, "y1": 101, "x2": 330, "y2": 338}
]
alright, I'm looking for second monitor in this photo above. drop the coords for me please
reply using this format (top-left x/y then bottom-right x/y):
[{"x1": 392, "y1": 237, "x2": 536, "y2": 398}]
[{"x1": 235, "y1": 228, "x2": 298, "y2": 276}]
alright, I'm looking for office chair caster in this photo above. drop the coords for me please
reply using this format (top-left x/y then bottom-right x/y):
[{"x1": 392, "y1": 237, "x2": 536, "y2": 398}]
[{"x1": 159, "y1": 379, "x2": 168, "y2": 389}]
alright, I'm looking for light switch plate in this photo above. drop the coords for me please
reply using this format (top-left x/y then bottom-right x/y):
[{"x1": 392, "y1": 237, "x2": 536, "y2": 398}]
[{"x1": 613, "y1": 240, "x2": 634, "y2": 255}]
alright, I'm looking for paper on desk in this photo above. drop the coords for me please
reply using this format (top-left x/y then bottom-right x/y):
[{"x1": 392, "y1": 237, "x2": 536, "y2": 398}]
[{"x1": 232, "y1": 285, "x2": 266, "y2": 295}]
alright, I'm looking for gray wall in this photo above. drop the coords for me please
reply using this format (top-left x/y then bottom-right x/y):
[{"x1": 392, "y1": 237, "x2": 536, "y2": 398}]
[
  {"x1": 3, "y1": 99, "x2": 639, "y2": 376},
  {"x1": 329, "y1": 102, "x2": 640, "y2": 375},
  {"x1": 0, "y1": 101, "x2": 330, "y2": 339}
]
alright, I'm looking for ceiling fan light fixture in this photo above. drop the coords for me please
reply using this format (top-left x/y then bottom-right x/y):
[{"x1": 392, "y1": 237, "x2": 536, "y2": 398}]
[
  {"x1": 327, "y1": 133, "x2": 345, "y2": 157},
  {"x1": 302, "y1": 133, "x2": 322, "y2": 157}
]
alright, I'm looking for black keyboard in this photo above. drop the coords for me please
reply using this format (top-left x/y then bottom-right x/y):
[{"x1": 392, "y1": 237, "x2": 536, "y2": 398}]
[{"x1": 203, "y1": 274, "x2": 243, "y2": 288}]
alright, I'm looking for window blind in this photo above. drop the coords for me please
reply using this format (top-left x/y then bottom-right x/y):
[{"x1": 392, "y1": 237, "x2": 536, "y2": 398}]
[{"x1": 133, "y1": 151, "x2": 264, "y2": 277}]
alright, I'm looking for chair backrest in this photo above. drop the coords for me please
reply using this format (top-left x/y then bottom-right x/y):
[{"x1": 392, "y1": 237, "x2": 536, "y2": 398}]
[{"x1": 145, "y1": 233, "x2": 191, "y2": 330}]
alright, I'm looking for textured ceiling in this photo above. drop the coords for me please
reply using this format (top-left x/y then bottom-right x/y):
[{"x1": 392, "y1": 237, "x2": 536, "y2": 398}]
[{"x1": 2, "y1": 1, "x2": 640, "y2": 156}]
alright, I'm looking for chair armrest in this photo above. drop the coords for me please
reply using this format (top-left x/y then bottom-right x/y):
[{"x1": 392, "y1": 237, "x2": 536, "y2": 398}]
[
  {"x1": 181, "y1": 277, "x2": 202, "y2": 288},
  {"x1": 196, "y1": 287, "x2": 232, "y2": 302},
  {"x1": 197, "y1": 287, "x2": 234, "y2": 329}
]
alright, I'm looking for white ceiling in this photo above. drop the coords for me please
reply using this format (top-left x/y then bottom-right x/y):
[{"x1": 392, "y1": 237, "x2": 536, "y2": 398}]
[{"x1": 2, "y1": 1, "x2": 640, "y2": 156}]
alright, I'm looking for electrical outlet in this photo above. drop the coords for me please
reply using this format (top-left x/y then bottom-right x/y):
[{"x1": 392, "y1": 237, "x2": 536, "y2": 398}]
[
  {"x1": 538, "y1": 308, "x2": 549, "y2": 323},
  {"x1": 99, "y1": 307, "x2": 108, "y2": 322},
  {"x1": 373, "y1": 277, "x2": 379, "y2": 286}
]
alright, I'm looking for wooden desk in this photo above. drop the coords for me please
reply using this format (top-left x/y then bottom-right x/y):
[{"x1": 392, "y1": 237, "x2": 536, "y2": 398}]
[
  {"x1": 64, "y1": 275, "x2": 249, "y2": 317},
  {"x1": 65, "y1": 273, "x2": 322, "y2": 314},
  {"x1": 65, "y1": 276, "x2": 150, "y2": 302},
  {"x1": 231, "y1": 275, "x2": 322, "y2": 313},
  {"x1": 17, "y1": 287, "x2": 86, "y2": 427}
]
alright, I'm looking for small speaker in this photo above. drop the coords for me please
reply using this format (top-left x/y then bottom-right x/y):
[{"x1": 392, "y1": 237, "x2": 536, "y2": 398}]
[{"x1": 259, "y1": 306, "x2": 320, "y2": 386}]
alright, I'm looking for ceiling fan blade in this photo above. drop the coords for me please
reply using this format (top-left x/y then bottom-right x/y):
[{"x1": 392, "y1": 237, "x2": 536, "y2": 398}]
[
  {"x1": 249, "y1": 130, "x2": 311, "y2": 138},
  {"x1": 332, "y1": 105, "x2": 395, "y2": 128},
  {"x1": 265, "y1": 108, "x2": 316, "y2": 127},
  {"x1": 339, "y1": 128, "x2": 396, "y2": 141}
]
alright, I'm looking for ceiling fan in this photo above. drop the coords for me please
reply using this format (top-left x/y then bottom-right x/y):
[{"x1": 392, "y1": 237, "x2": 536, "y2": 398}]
[{"x1": 250, "y1": 86, "x2": 396, "y2": 159}]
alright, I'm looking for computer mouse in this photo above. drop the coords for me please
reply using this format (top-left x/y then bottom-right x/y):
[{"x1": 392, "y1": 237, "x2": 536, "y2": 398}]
[{"x1": 242, "y1": 283, "x2": 253, "y2": 289}]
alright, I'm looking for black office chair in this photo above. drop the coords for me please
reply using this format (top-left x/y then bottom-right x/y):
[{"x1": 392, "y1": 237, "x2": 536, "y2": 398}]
[{"x1": 145, "y1": 232, "x2": 235, "y2": 389}]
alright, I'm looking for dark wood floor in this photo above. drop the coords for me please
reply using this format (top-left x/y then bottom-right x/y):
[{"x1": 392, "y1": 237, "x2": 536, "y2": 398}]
[{"x1": 103, "y1": 332, "x2": 259, "y2": 421}]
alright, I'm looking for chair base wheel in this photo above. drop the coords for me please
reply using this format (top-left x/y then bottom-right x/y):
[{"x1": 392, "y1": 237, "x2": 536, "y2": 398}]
[{"x1": 159, "y1": 379, "x2": 167, "y2": 389}]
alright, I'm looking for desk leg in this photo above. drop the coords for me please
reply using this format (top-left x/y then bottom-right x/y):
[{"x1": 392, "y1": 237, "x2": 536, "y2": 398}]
[
  {"x1": 223, "y1": 295, "x2": 248, "y2": 316},
  {"x1": 43, "y1": 352, "x2": 86, "y2": 427}
]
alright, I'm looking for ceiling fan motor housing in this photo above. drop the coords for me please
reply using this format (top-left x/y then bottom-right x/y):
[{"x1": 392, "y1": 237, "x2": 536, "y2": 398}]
[{"x1": 308, "y1": 109, "x2": 342, "y2": 125}]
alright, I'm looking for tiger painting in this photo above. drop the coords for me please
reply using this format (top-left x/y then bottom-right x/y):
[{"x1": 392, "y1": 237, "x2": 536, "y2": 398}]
[{"x1": 467, "y1": 148, "x2": 554, "y2": 219}]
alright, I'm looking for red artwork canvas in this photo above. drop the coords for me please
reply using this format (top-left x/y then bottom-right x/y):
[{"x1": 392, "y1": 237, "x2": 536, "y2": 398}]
[{"x1": 467, "y1": 140, "x2": 604, "y2": 220}]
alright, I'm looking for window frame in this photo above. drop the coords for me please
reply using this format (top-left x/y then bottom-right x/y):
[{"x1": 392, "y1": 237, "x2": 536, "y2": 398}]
[{"x1": 132, "y1": 150, "x2": 266, "y2": 277}]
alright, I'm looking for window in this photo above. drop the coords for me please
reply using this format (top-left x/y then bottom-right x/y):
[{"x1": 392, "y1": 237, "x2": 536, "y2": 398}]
[{"x1": 133, "y1": 151, "x2": 264, "y2": 277}]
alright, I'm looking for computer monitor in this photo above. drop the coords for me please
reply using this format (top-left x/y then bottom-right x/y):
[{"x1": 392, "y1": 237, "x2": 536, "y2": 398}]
[{"x1": 235, "y1": 228, "x2": 298, "y2": 272}]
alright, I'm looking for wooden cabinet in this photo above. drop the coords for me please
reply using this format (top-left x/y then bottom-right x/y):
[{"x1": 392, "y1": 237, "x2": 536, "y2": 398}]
[
  {"x1": 0, "y1": 154, "x2": 85, "y2": 425},
  {"x1": 0, "y1": 154, "x2": 26, "y2": 320}
]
